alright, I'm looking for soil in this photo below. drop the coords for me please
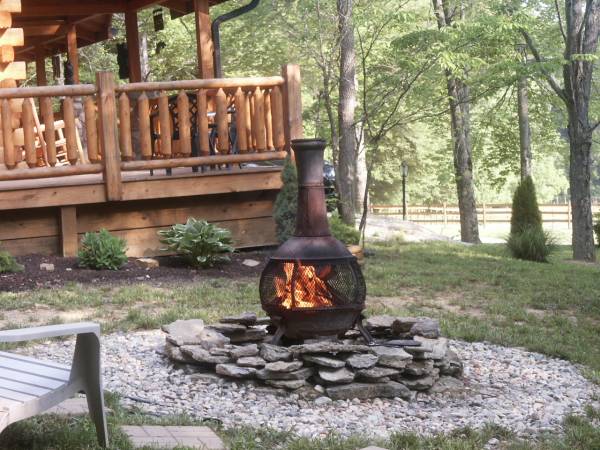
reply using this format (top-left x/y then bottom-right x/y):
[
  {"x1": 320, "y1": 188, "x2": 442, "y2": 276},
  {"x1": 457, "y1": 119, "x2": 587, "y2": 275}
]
[{"x1": 0, "y1": 250, "x2": 273, "y2": 292}]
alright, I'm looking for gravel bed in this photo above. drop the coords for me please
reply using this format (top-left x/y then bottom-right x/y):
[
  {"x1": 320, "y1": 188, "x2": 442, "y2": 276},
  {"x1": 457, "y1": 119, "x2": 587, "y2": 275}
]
[{"x1": 21, "y1": 330, "x2": 598, "y2": 439}]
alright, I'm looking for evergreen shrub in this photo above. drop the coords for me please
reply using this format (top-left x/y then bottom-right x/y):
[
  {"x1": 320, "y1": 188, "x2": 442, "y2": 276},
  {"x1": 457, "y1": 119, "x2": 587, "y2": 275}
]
[
  {"x1": 0, "y1": 250, "x2": 23, "y2": 273},
  {"x1": 330, "y1": 214, "x2": 360, "y2": 245},
  {"x1": 78, "y1": 229, "x2": 128, "y2": 270}
]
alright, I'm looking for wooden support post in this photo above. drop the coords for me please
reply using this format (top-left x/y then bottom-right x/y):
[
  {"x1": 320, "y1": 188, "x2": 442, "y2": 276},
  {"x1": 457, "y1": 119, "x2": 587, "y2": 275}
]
[
  {"x1": 281, "y1": 64, "x2": 302, "y2": 154},
  {"x1": 125, "y1": 11, "x2": 142, "y2": 83},
  {"x1": 96, "y1": 71, "x2": 122, "y2": 201},
  {"x1": 194, "y1": 0, "x2": 214, "y2": 79},
  {"x1": 66, "y1": 24, "x2": 79, "y2": 83},
  {"x1": 59, "y1": 206, "x2": 78, "y2": 257},
  {"x1": 35, "y1": 47, "x2": 47, "y2": 86}
]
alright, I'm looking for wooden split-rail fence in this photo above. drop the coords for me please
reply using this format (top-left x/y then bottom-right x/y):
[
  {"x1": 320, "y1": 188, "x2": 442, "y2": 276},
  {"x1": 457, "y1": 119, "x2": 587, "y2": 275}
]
[
  {"x1": 0, "y1": 64, "x2": 302, "y2": 201},
  {"x1": 371, "y1": 203, "x2": 600, "y2": 228}
]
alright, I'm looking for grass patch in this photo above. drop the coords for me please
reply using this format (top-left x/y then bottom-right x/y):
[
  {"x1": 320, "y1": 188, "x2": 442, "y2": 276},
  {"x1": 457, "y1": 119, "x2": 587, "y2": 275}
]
[
  {"x1": 1, "y1": 397, "x2": 598, "y2": 449},
  {"x1": 364, "y1": 241, "x2": 600, "y2": 374}
]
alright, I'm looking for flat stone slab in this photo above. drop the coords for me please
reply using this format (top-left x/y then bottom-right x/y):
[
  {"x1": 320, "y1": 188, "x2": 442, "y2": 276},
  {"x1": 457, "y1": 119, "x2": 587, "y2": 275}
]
[{"x1": 121, "y1": 425, "x2": 224, "y2": 449}]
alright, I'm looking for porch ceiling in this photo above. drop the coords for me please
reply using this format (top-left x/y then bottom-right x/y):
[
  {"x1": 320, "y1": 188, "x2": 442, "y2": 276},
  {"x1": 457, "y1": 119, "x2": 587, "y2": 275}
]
[{"x1": 14, "y1": 0, "x2": 230, "y2": 62}]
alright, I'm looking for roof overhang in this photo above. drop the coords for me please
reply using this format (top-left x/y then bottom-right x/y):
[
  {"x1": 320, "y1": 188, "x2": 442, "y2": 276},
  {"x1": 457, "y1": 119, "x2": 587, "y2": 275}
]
[{"x1": 14, "y1": 0, "x2": 230, "y2": 62}]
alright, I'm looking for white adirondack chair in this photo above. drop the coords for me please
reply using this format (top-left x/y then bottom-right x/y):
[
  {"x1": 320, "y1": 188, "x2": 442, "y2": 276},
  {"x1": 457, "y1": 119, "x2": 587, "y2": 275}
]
[{"x1": 0, "y1": 322, "x2": 108, "y2": 447}]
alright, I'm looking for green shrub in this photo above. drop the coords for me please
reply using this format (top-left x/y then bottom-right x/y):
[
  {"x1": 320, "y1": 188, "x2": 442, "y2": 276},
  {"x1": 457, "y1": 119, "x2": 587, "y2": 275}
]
[
  {"x1": 507, "y1": 226, "x2": 555, "y2": 263},
  {"x1": 594, "y1": 213, "x2": 600, "y2": 247},
  {"x1": 0, "y1": 250, "x2": 23, "y2": 273},
  {"x1": 273, "y1": 156, "x2": 298, "y2": 242},
  {"x1": 158, "y1": 218, "x2": 234, "y2": 268},
  {"x1": 329, "y1": 215, "x2": 360, "y2": 245},
  {"x1": 510, "y1": 176, "x2": 542, "y2": 235},
  {"x1": 78, "y1": 229, "x2": 128, "y2": 270}
]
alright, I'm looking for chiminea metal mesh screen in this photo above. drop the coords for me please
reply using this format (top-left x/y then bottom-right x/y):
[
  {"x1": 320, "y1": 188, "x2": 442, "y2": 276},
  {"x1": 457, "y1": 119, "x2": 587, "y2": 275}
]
[{"x1": 259, "y1": 259, "x2": 365, "y2": 311}]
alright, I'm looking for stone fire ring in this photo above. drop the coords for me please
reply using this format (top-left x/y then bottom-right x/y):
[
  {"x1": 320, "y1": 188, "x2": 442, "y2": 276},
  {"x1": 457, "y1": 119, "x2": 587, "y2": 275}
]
[{"x1": 21, "y1": 315, "x2": 598, "y2": 439}]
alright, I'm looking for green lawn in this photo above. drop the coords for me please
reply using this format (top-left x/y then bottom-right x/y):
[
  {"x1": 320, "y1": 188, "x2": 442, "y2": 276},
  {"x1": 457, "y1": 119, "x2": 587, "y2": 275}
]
[{"x1": 1, "y1": 241, "x2": 599, "y2": 449}]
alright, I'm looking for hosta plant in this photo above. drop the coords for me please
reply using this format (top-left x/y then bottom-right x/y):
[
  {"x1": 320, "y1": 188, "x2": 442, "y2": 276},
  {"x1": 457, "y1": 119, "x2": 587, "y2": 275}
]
[
  {"x1": 158, "y1": 218, "x2": 234, "y2": 268},
  {"x1": 78, "y1": 229, "x2": 128, "y2": 270}
]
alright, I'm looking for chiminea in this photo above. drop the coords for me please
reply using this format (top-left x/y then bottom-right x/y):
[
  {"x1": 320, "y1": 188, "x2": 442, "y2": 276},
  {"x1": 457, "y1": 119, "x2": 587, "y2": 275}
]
[{"x1": 259, "y1": 139, "x2": 367, "y2": 342}]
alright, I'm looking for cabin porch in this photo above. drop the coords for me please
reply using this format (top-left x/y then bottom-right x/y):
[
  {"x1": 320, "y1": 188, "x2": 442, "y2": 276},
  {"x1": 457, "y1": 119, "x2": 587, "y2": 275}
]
[{"x1": 0, "y1": 1, "x2": 303, "y2": 257}]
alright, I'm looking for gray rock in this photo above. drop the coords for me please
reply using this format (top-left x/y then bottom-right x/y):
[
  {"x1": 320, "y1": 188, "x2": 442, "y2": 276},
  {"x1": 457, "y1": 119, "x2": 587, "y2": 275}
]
[
  {"x1": 394, "y1": 369, "x2": 440, "y2": 391},
  {"x1": 391, "y1": 317, "x2": 421, "y2": 333},
  {"x1": 229, "y1": 328, "x2": 267, "y2": 343},
  {"x1": 428, "y1": 376, "x2": 465, "y2": 394},
  {"x1": 236, "y1": 356, "x2": 266, "y2": 368},
  {"x1": 326, "y1": 381, "x2": 412, "y2": 401},
  {"x1": 318, "y1": 367, "x2": 355, "y2": 384},
  {"x1": 265, "y1": 360, "x2": 304, "y2": 373},
  {"x1": 164, "y1": 342, "x2": 195, "y2": 364},
  {"x1": 216, "y1": 363, "x2": 257, "y2": 379},
  {"x1": 414, "y1": 336, "x2": 447, "y2": 360},
  {"x1": 209, "y1": 346, "x2": 232, "y2": 356},
  {"x1": 162, "y1": 319, "x2": 206, "y2": 346},
  {"x1": 370, "y1": 346, "x2": 412, "y2": 369},
  {"x1": 302, "y1": 354, "x2": 346, "y2": 368},
  {"x1": 314, "y1": 396, "x2": 333, "y2": 406},
  {"x1": 346, "y1": 353, "x2": 379, "y2": 370},
  {"x1": 220, "y1": 312, "x2": 257, "y2": 326},
  {"x1": 355, "y1": 366, "x2": 400, "y2": 382},
  {"x1": 230, "y1": 344, "x2": 259, "y2": 359},
  {"x1": 180, "y1": 346, "x2": 231, "y2": 365},
  {"x1": 265, "y1": 379, "x2": 306, "y2": 389},
  {"x1": 289, "y1": 341, "x2": 371, "y2": 355},
  {"x1": 403, "y1": 360, "x2": 435, "y2": 377},
  {"x1": 403, "y1": 344, "x2": 433, "y2": 360},
  {"x1": 436, "y1": 349, "x2": 463, "y2": 377},
  {"x1": 259, "y1": 343, "x2": 292, "y2": 362},
  {"x1": 195, "y1": 328, "x2": 230, "y2": 351},
  {"x1": 137, "y1": 257, "x2": 159, "y2": 269},
  {"x1": 207, "y1": 323, "x2": 247, "y2": 335},
  {"x1": 410, "y1": 318, "x2": 441, "y2": 339},
  {"x1": 256, "y1": 367, "x2": 314, "y2": 381},
  {"x1": 365, "y1": 315, "x2": 396, "y2": 329}
]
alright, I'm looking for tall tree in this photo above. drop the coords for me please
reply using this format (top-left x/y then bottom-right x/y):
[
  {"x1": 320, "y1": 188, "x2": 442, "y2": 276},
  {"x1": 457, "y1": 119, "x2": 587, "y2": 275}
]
[
  {"x1": 337, "y1": 0, "x2": 358, "y2": 225},
  {"x1": 522, "y1": 0, "x2": 599, "y2": 261},
  {"x1": 433, "y1": 0, "x2": 480, "y2": 243}
]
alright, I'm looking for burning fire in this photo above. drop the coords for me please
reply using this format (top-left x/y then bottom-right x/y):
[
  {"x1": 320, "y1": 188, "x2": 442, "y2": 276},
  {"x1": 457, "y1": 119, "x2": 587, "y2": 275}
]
[{"x1": 275, "y1": 261, "x2": 334, "y2": 309}]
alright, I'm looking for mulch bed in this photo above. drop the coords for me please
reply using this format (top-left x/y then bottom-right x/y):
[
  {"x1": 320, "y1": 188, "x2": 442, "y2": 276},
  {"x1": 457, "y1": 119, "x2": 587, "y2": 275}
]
[{"x1": 0, "y1": 250, "x2": 273, "y2": 292}]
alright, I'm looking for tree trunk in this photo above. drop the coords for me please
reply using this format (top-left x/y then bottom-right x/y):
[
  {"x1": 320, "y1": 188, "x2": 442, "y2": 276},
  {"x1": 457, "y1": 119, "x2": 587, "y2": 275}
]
[
  {"x1": 433, "y1": 0, "x2": 480, "y2": 243},
  {"x1": 447, "y1": 77, "x2": 480, "y2": 243},
  {"x1": 517, "y1": 76, "x2": 532, "y2": 179},
  {"x1": 567, "y1": 107, "x2": 595, "y2": 261},
  {"x1": 337, "y1": 0, "x2": 357, "y2": 225},
  {"x1": 355, "y1": 125, "x2": 368, "y2": 211}
]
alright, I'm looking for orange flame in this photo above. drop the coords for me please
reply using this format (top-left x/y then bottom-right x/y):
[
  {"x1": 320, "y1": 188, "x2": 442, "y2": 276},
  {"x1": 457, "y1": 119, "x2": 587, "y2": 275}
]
[{"x1": 274, "y1": 261, "x2": 334, "y2": 309}]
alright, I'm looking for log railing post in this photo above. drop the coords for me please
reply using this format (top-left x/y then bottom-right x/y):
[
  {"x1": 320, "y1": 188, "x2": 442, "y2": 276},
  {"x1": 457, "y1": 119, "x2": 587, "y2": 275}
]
[
  {"x1": 281, "y1": 64, "x2": 302, "y2": 155},
  {"x1": 96, "y1": 71, "x2": 122, "y2": 201}
]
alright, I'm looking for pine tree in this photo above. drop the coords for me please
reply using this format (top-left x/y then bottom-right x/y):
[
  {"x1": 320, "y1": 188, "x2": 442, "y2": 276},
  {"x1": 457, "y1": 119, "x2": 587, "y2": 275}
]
[
  {"x1": 273, "y1": 157, "x2": 298, "y2": 242},
  {"x1": 510, "y1": 176, "x2": 542, "y2": 235}
]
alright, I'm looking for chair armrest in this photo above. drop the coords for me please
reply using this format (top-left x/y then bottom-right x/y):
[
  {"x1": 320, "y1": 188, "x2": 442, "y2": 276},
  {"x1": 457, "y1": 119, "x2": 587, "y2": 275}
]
[{"x1": 0, "y1": 322, "x2": 100, "y2": 343}]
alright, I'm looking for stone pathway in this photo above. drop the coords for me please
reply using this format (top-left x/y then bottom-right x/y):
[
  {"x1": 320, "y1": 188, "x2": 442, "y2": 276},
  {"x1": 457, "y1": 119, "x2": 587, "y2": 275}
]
[{"x1": 121, "y1": 425, "x2": 224, "y2": 449}]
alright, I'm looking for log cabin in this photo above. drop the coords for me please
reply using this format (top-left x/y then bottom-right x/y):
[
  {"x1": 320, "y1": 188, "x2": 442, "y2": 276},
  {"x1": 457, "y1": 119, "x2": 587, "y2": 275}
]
[{"x1": 0, "y1": 0, "x2": 302, "y2": 257}]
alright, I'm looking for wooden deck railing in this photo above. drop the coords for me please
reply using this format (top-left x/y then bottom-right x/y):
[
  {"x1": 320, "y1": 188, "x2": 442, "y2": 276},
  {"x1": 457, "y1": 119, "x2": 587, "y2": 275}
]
[{"x1": 0, "y1": 64, "x2": 302, "y2": 201}]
